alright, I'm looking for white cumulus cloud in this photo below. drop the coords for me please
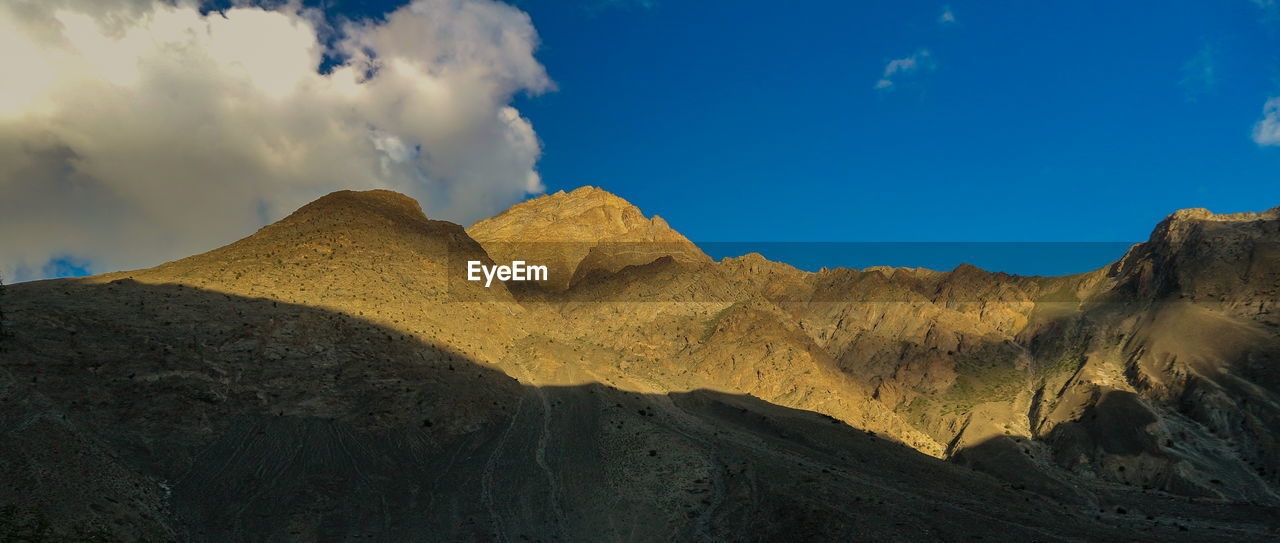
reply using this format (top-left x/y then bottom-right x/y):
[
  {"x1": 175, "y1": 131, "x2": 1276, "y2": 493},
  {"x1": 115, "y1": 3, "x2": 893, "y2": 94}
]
[
  {"x1": 0, "y1": 0, "x2": 553, "y2": 281},
  {"x1": 1253, "y1": 97, "x2": 1280, "y2": 146}
]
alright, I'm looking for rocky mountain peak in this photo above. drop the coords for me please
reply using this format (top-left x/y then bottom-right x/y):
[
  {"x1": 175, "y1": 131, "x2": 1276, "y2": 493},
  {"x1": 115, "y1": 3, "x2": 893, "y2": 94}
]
[
  {"x1": 265, "y1": 189, "x2": 437, "y2": 234},
  {"x1": 467, "y1": 186, "x2": 709, "y2": 288},
  {"x1": 1105, "y1": 205, "x2": 1280, "y2": 307},
  {"x1": 1148, "y1": 205, "x2": 1280, "y2": 245},
  {"x1": 107, "y1": 189, "x2": 504, "y2": 306},
  {"x1": 468, "y1": 186, "x2": 696, "y2": 246}
]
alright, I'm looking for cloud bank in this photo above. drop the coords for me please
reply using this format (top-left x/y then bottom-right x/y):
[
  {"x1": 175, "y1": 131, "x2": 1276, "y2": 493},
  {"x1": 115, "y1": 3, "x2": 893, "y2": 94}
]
[{"x1": 0, "y1": 0, "x2": 552, "y2": 281}]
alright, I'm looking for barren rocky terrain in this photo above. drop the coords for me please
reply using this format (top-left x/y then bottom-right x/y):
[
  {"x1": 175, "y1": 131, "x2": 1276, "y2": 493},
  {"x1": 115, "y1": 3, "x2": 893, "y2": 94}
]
[{"x1": 2, "y1": 187, "x2": 1279, "y2": 541}]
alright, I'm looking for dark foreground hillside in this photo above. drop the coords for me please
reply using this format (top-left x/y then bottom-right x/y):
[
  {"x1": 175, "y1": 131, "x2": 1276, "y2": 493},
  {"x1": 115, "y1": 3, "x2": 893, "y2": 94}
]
[{"x1": 3, "y1": 280, "x2": 1276, "y2": 541}]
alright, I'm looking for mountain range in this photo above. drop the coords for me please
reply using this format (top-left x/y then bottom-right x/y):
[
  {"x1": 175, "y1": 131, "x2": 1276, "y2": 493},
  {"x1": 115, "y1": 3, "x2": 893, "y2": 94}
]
[{"x1": 2, "y1": 187, "x2": 1279, "y2": 541}]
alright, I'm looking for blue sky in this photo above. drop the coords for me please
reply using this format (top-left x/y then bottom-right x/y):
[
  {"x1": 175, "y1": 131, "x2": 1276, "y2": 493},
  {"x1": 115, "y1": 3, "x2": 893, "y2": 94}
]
[
  {"x1": 510, "y1": 0, "x2": 1280, "y2": 272},
  {"x1": 512, "y1": 0, "x2": 1279, "y2": 240},
  {"x1": 9, "y1": 0, "x2": 1280, "y2": 278},
  {"x1": 227, "y1": 1, "x2": 1280, "y2": 246}
]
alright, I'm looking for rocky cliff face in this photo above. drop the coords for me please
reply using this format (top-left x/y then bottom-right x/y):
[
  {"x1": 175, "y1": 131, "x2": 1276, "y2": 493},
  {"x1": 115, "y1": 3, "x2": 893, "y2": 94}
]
[
  {"x1": 2, "y1": 189, "x2": 1278, "y2": 541},
  {"x1": 714, "y1": 205, "x2": 1280, "y2": 504}
]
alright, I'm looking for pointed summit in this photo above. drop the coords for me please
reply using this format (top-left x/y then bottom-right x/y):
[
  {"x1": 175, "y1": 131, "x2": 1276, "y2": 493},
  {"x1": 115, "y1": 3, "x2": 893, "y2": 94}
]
[
  {"x1": 468, "y1": 186, "x2": 702, "y2": 248},
  {"x1": 467, "y1": 187, "x2": 708, "y2": 288}
]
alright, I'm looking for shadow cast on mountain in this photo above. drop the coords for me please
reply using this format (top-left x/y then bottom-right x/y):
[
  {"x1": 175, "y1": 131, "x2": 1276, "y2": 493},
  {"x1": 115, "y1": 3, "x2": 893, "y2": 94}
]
[{"x1": 1, "y1": 280, "x2": 1276, "y2": 542}]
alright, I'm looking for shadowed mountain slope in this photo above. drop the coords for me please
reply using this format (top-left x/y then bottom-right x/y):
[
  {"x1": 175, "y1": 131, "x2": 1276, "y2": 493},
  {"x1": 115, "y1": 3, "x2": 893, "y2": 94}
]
[{"x1": 5, "y1": 281, "x2": 1276, "y2": 541}]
